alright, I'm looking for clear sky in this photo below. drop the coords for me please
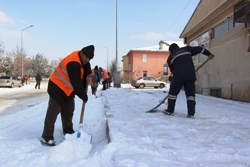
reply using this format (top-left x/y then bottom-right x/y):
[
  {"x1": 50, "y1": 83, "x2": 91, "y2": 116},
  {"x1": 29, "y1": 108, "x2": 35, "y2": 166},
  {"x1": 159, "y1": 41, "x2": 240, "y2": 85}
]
[{"x1": 0, "y1": 0, "x2": 200, "y2": 70}]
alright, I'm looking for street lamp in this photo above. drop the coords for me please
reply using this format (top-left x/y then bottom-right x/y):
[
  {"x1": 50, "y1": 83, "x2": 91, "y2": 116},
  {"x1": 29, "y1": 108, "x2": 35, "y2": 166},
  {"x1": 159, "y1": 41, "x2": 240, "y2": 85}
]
[
  {"x1": 21, "y1": 25, "x2": 34, "y2": 77},
  {"x1": 101, "y1": 45, "x2": 109, "y2": 70}
]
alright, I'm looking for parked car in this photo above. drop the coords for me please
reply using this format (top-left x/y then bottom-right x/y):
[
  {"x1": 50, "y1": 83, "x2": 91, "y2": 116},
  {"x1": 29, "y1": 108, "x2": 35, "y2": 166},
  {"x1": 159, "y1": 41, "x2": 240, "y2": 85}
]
[
  {"x1": 0, "y1": 76, "x2": 22, "y2": 88},
  {"x1": 131, "y1": 77, "x2": 167, "y2": 89}
]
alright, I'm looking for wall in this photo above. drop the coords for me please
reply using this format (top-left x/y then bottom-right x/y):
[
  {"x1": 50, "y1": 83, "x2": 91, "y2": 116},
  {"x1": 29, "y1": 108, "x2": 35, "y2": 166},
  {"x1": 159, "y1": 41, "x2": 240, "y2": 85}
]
[
  {"x1": 195, "y1": 1, "x2": 250, "y2": 102},
  {"x1": 129, "y1": 50, "x2": 169, "y2": 80},
  {"x1": 186, "y1": 0, "x2": 250, "y2": 102}
]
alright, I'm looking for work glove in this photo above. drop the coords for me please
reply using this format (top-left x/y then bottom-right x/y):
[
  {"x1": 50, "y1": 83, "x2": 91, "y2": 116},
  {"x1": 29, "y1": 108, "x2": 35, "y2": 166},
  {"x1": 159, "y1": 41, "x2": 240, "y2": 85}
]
[
  {"x1": 209, "y1": 54, "x2": 215, "y2": 60},
  {"x1": 82, "y1": 92, "x2": 88, "y2": 103}
]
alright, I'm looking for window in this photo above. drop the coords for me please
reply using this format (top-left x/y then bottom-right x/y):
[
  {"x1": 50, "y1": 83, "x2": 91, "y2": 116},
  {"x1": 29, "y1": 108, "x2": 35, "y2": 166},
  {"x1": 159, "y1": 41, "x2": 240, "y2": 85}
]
[
  {"x1": 163, "y1": 63, "x2": 168, "y2": 75},
  {"x1": 149, "y1": 77, "x2": 155, "y2": 81},
  {"x1": 212, "y1": 16, "x2": 244, "y2": 38},
  {"x1": 142, "y1": 54, "x2": 147, "y2": 62},
  {"x1": 214, "y1": 21, "x2": 227, "y2": 38},
  {"x1": 143, "y1": 71, "x2": 147, "y2": 77},
  {"x1": 190, "y1": 31, "x2": 209, "y2": 64}
]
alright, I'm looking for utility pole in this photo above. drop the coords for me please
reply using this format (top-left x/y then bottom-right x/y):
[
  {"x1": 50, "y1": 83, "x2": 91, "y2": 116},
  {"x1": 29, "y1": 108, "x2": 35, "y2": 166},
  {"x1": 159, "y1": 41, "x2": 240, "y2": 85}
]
[
  {"x1": 116, "y1": 0, "x2": 118, "y2": 69},
  {"x1": 114, "y1": 0, "x2": 121, "y2": 88},
  {"x1": 21, "y1": 25, "x2": 34, "y2": 77}
]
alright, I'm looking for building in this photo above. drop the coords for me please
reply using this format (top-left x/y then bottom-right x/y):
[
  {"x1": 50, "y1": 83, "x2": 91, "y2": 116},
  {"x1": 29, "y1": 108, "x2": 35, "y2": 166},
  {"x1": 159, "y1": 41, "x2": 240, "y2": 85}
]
[
  {"x1": 180, "y1": 0, "x2": 250, "y2": 102},
  {"x1": 121, "y1": 41, "x2": 185, "y2": 83}
]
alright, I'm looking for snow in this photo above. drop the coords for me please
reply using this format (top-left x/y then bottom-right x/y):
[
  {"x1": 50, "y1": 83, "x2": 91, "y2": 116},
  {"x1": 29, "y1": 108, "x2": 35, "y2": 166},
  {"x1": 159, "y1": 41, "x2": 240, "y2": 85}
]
[
  {"x1": 132, "y1": 40, "x2": 186, "y2": 51},
  {"x1": 0, "y1": 82, "x2": 250, "y2": 167}
]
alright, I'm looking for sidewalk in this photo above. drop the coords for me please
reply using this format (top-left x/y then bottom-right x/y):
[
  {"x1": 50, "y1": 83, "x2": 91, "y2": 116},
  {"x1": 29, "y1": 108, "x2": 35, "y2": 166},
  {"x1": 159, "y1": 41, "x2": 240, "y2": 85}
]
[{"x1": 101, "y1": 85, "x2": 250, "y2": 166}]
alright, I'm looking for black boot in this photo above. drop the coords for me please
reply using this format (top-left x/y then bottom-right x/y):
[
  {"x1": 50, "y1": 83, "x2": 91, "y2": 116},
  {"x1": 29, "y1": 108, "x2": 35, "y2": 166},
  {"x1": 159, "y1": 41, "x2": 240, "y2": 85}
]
[{"x1": 63, "y1": 128, "x2": 75, "y2": 135}]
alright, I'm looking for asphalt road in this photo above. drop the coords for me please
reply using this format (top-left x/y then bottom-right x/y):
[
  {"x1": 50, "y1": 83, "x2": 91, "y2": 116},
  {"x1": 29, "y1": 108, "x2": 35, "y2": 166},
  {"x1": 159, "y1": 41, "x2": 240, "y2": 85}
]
[{"x1": 0, "y1": 83, "x2": 48, "y2": 115}]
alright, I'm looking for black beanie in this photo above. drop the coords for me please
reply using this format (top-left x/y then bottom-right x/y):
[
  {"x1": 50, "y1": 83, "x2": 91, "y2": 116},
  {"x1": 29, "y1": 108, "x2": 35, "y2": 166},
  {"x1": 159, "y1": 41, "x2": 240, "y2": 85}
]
[
  {"x1": 94, "y1": 65, "x2": 98, "y2": 70},
  {"x1": 169, "y1": 43, "x2": 179, "y2": 52},
  {"x1": 81, "y1": 45, "x2": 94, "y2": 59}
]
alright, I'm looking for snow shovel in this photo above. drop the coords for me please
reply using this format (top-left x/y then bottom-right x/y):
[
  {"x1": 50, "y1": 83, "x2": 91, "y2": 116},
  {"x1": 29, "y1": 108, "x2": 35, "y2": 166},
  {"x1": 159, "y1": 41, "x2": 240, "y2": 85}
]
[
  {"x1": 77, "y1": 79, "x2": 92, "y2": 142},
  {"x1": 77, "y1": 101, "x2": 87, "y2": 138},
  {"x1": 145, "y1": 95, "x2": 169, "y2": 113},
  {"x1": 146, "y1": 57, "x2": 212, "y2": 113}
]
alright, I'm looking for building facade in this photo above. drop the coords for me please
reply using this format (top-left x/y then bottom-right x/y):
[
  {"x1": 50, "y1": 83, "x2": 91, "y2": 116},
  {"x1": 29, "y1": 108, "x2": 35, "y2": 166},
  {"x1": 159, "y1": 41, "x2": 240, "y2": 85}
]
[
  {"x1": 180, "y1": 0, "x2": 250, "y2": 102},
  {"x1": 121, "y1": 41, "x2": 185, "y2": 83}
]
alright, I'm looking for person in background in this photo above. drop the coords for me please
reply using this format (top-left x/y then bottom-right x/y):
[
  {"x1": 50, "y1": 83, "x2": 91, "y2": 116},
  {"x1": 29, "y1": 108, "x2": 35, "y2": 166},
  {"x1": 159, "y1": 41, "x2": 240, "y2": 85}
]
[
  {"x1": 24, "y1": 75, "x2": 29, "y2": 85},
  {"x1": 35, "y1": 73, "x2": 42, "y2": 89},
  {"x1": 107, "y1": 72, "x2": 113, "y2": 89},
  {"x1": 89, "y1": 65, "x2": 99, "y2": 96},
  {"x1": 97, "y1": 68, "x2": 103, "y2": 84},
  {"x1": 164, "y1": 43, "x2": 215, "y2": 118},
  {"x1": 40, "y1": 45, "x2": 94, "y2": 146},
  {"x1": 98, "y1": 67, "x2": 108, "y2": 90},
  {"x1": 21, "y1": 75, "x2": 25, "y2": 86}
]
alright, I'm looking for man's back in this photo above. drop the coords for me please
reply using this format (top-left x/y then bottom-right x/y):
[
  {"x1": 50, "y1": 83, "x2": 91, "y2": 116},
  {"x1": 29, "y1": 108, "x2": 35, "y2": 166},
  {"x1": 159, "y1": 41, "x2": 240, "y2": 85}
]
[{"x1": 167, "y1": 46, "x2": 196, "y2": 80}]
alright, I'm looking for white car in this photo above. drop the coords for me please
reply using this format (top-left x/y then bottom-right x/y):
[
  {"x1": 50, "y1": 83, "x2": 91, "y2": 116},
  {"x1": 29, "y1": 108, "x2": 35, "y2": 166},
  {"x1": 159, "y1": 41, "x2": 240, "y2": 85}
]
[
  {"x1": 131, "y1": 77, "x2": 167, "y2": 89},
  {"x1": 0, "y1": 76, "x2": 22, "y2": 88}
]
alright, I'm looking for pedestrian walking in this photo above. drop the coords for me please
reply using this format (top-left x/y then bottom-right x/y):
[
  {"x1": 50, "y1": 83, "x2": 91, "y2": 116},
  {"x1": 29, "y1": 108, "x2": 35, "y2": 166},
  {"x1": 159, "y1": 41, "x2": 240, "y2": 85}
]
[
  {"x1": 164, "y1": 43, "x2": 215, "y2": 118},
  {"x1": 35, "y1": 73, "x2": 42, "y2": 89},
  {"x1": 40, "y1": 45, "x2": 94, "y2": 146}
]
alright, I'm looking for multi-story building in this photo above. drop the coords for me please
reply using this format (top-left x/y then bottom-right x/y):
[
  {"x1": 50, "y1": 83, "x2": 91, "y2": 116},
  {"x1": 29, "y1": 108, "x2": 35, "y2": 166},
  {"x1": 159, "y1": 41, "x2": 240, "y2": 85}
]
[{"x1": 121, "y1": 41, "x2": 185, "y2": 83}]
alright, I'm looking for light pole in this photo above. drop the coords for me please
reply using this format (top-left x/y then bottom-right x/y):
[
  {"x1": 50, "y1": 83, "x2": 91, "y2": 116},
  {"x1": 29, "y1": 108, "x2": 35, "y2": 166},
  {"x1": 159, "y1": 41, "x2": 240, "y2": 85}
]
[
  {"x1": 116, "y1": 0, "x2": 118, "y2": 69},
  {"x1": 114, "y1": 0, "x2": 121, "y2": 88},
  {"x1": 101, "y1": 45, "x2": 109, "y2": 70},
  {"x1": 21, "y1": 25, "x2": 34, "y2": 77}
]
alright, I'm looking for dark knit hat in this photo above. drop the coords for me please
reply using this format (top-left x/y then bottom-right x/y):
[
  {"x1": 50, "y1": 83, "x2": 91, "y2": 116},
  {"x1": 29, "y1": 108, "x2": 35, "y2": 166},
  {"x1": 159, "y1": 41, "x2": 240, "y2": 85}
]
[
  {"x1": 169, "y1": 43, "x2": 179, "y2": 53},
  {"x1": 94, "y1": 65, "x2": 98, "y2": 70},
  {"x1": 81, "y1": 45, "x2": 94, "y2": 59}
]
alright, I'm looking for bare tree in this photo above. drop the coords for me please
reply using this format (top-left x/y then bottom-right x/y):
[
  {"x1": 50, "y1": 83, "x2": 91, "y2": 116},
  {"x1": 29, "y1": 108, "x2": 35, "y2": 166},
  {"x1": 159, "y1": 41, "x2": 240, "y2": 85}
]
[
  {"x1": 0, "y1": 40, "x2": 4, "y2": 57},
  {"x1": 109, "y1": 59, "x2": 117, "y2": 74},
  {"x1": 30, "y1": 53, "x2": 50, "y2": 77},
  {"x1": 0, "y1": 40, "x2": 5, "y2": 75},
  {"x1": 47, "y1": 59, "x2": 60, "y2": 77},
  {"x1": 0, "y1": 52, "x2": 14, "y2": 75},
  {"x1": 11, "y1": 45, "x2": 23, "y2": 77}
]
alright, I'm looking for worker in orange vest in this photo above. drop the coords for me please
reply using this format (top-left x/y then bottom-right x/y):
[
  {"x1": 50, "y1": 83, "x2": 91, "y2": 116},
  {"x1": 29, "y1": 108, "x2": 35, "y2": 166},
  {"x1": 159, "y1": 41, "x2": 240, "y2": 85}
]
[
  {"x1": 98, "y1": 67, "x2": 108, "y2": 90},
  {"x1": 89, "y1": 65, "x2": 99, "y2": 96},
  {"x1": 40, "y1": 45, "x2": 94, "y2": 146}
]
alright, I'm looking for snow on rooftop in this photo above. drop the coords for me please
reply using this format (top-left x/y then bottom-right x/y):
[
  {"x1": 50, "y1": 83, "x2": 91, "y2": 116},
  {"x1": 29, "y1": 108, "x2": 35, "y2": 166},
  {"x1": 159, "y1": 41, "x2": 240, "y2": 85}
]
[{"x1": 131, "y1": 40, "x2": 186, "y2": 51}]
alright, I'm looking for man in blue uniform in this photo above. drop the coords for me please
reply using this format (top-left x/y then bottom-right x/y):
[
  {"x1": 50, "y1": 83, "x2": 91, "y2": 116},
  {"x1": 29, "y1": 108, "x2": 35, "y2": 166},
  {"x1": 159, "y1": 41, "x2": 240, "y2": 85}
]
[{"x1": 164, "y1": 43, "x2": 215, "y2": 118}]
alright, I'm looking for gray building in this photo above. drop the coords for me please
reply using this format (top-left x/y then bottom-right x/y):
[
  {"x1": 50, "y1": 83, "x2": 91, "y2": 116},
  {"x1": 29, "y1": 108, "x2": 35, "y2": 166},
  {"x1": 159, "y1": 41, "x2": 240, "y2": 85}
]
[{"x1": 180, "y1": 0, "x2": 250, "y2": 102}]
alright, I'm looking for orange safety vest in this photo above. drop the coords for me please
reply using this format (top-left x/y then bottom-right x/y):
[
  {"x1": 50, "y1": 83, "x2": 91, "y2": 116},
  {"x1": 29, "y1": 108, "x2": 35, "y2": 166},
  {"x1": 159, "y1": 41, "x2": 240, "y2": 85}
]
[
  {"x1": 101, "y1": 69, "x2": 108, "y2": 80},
  {"x1": 50, "y1": 50, "x2": 84, "y2": 96}
]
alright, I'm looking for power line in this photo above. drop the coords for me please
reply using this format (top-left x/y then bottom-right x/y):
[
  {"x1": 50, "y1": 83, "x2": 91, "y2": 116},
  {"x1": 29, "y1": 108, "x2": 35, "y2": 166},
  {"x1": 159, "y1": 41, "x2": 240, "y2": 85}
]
[{"x1": 161, "y1": 0, "x2": 192, "y2": 40}]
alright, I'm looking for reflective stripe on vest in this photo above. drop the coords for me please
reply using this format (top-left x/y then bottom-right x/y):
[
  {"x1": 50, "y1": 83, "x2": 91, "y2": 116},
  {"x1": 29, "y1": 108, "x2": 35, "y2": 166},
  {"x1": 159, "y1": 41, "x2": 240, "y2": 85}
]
[{"x1": 50, "y1": 50, "x2": 84, "y2": 96}]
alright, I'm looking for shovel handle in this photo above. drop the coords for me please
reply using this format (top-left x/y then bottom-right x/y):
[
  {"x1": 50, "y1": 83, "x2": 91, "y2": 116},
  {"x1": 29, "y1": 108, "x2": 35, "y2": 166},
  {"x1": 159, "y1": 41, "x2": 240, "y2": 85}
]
[
  {"x1": 195, "y1": 57, "x2": 211, "y2": 72},
  {"x1": 79, "y1": 78, "x2": 89, "y2": 124}
]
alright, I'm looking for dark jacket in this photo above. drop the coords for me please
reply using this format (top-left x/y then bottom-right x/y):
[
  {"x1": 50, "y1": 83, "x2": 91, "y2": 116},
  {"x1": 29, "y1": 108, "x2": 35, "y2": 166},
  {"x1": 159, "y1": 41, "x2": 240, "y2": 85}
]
[
  {"x1": 35, "y1": 74, "x2": 42, "y2": 82},
  {"x1": 167, "y1": 46, "x2": 211, "y2": 81},
  {"x1": 47, "y1": 52, "x2": 91, "y2": 108}
]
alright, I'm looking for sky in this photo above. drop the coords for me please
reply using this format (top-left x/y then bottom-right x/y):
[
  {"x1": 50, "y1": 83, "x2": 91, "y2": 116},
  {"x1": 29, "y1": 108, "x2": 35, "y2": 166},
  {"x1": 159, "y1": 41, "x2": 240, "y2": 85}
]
[
  {"x1": 0, "y1": 0, "x2": 200, "y2": 70},
  {"x1": 1, "y1": 82, "x2": 250, "y2": 166}
]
